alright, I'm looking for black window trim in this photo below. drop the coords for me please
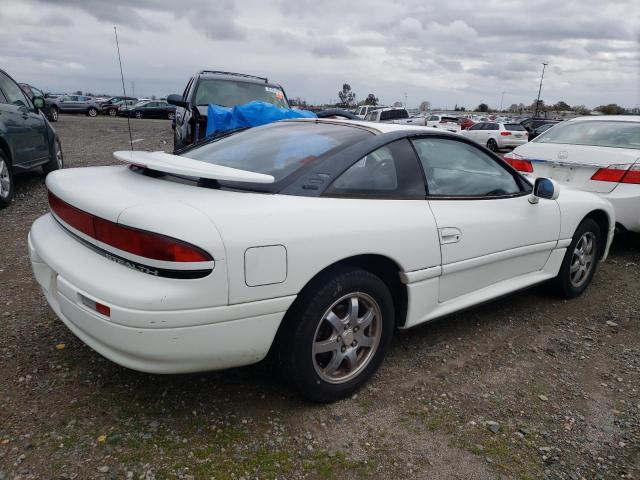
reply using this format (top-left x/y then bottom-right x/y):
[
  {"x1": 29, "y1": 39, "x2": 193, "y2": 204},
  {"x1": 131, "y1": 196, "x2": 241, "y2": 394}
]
[
  {"x1": 409, "y1": 134, "x2": 532, "y2": 201},
  {"x1": 321, "y1": 137, "x2": 428, "y2": 200}
]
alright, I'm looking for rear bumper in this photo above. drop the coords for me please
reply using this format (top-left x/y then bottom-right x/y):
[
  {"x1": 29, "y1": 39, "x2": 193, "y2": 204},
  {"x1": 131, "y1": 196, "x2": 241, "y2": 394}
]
[
  {"x1": 601, "y1": 184, "x2": 640, "y2": 233},
  {"x1": 28, "y1": 214, "x2": 295, "y2": 373},
  {"x1": 497, "y1": 137, "x2": 528, "y2": 148}
]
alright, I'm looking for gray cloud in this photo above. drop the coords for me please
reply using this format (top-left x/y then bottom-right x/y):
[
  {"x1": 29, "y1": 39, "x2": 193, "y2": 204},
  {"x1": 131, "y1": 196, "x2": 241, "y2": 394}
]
[{"x1": 1, "y1": 0, "x2": 638, "y2": 108}]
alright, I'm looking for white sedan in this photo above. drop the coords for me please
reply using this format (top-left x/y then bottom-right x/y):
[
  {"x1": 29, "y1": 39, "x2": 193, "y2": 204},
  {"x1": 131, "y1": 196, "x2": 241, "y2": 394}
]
[
  {"x1": 504, "y1": 116, "x2": 640, "y2": 233},
  {"x1": 29, "y1": 119, "x2": 614, "y2": 402}
]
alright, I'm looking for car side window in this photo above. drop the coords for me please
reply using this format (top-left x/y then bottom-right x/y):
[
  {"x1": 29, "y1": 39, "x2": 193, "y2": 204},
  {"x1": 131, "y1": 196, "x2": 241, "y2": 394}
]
[
  {"x1": 412, "y1": 137, "x2": 523, "y2": 197},
  {"x1": 469, "y1": 123, "x2": 483, "y2": 131},
  {"x1": 325, "y1": 139, "x2": 426, "y2": 197},
  {"x1": 488, "y1": 123, "x2": 499, "y2": 130},
  {"x1": 364, "y1": 112, "x2": 375, "y2": 121},
  {"x1": 0, "y1": 72, "x2": 31, "y2": 108}
]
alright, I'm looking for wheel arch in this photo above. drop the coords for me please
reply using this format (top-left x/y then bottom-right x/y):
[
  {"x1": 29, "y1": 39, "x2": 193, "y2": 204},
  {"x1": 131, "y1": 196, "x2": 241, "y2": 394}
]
[
  {"x1": 269, "y1": 254, "x2": 408, "y2": 358},
  {"x1": 584, "y1": 209, "x2": 610, "y2": 259},
  {"x1": 0, "y1": 136, "x2": 13, "y2": 165}
]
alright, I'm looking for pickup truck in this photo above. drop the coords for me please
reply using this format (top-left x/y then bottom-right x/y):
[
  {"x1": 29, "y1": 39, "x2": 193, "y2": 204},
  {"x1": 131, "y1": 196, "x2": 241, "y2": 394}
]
[{"x1": 362, "y1": 107, "x2": 422, "y2": 125}]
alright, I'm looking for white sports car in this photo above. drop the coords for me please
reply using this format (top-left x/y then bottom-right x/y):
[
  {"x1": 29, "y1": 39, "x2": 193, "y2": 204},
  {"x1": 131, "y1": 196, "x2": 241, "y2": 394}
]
[
  {"x1": 504, "y1": 115, "x2": 640, "y2": 232},
  {"x1": 29, "y1": 119, "x2": 615, "y2": 402}
]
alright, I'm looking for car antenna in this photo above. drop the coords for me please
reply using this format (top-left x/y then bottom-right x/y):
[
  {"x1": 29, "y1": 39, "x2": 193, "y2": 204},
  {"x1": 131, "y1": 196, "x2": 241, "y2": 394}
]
[{"x1": 113, "y1": 26, "x2": 133, "y2": 151}]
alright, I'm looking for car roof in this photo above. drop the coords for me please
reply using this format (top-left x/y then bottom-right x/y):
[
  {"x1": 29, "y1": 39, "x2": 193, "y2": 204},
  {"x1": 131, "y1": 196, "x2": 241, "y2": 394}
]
[
  {"x1": 567, "y1": 115, "x2": 640, "y2": 123},
  {"x1": 284, "y1": 118, "x2": 459, "y2": 136},
  {"x1": 197, "y1": 70, "x2": 283, "y2": 89}
]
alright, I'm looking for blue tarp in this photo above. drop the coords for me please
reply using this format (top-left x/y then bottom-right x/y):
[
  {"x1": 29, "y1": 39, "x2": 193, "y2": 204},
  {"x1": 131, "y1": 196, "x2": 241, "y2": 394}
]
[{"x1": 205, "y1": 101, "x2": 317, "y2": 137}]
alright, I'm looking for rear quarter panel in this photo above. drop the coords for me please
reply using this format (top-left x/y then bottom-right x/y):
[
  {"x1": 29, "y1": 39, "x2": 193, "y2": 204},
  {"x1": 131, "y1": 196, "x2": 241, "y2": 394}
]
[{"x1": 201, "y1": 193, "x2": 441, "y2": 304}]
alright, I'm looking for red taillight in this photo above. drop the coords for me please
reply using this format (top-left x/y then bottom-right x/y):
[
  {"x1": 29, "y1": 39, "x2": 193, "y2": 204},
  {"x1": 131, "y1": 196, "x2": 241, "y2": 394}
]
[
  {"x1": 48, "y1": 191, "x2": 212, "y2": 262},
  {"x1": 591, "y1": 165, "x2": 640, "y2": 184},
  {"x1": 503, "y1": 156, "x2": 533, "y2": 173},
  {"x1": 500, "y1": 131, "x2": 512, "y2": 136}
]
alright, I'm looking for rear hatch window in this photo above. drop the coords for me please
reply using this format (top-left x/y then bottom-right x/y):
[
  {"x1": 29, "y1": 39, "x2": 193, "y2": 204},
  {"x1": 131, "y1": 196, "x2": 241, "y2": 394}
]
[
  {"x1": 504, "y1": 124, "x2": 526, "y2": 131},
  {"x1": 182, "y1": 121, "x2": 372, "y2": 186},
  {"x1": 380, "y1": 110, "x2": 409, "y2": 121}
]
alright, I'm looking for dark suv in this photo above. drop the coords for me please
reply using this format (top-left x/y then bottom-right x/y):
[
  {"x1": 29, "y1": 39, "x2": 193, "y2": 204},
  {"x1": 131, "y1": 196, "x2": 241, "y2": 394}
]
[
  {"x1": 167, "y1": 70, "x2": 289, "y2": 150},
  {"x1": 0, "y1": 69, "x2": 63, "y2": 208}
]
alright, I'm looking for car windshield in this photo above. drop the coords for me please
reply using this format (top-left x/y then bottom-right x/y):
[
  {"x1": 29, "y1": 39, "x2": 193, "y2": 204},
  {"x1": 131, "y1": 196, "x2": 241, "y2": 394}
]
[
  {"x1": 182, "y1": 121, "x2": 371, "y2": 184},
  {"x1": 535, "y1": 120, "x2": 640, "y2": 149},
  {"x1": 194, "y1": 79, "x2": 289, "y2": 108}
]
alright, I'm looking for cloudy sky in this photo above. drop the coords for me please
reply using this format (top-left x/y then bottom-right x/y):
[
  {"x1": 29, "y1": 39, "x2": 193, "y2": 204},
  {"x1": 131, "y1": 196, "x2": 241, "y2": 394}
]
[{"x1": 1, "y1": 0, "x2": 638, "y2": 109}]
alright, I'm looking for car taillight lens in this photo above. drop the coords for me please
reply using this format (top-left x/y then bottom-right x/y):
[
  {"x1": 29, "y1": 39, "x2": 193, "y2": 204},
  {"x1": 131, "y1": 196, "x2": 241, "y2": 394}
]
[
  {"x1": 48, "y1": 191, "x2": 212, "y2": 262},
  {"x1": 503, "y1": 153, "x2": 533, "y2": 173},
  {"x1": 500, "y1": 131, "x2": 512, "y2": 136},
  {"x1": 591, "y1": 164, "x2": 640, "y2": 184}
]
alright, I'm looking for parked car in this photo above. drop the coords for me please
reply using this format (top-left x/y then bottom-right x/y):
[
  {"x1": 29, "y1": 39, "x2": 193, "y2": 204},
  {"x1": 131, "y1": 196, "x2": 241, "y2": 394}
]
[
  {"x1": 0, "y1": 69, "x2": 63, "y2": 208},
  {"x1": 19, "y1": 83, "x2": 59, "y2": 122},
  {"x1": 354, "y1": 105, "x2": 386, "y2": 119},
  {"x1": 459, "y1": 117, "x2": 475, "y2": 130},
  {"x1": 363, "y1": 107, "x2": 416, "y2": 124},
  {"x1": 425, "y1": 114, "x2": 461, "y2": 132},
  {"x1": 54, "y1": 95, "x2": 101, "y2": 117},
  {"x1": 29, "y1": 119, "x2": 614, "y2": 402},
  {"x1": 528, "y1": 122, "x2": 556, "y2": 140},
  {"x1": 504, "y1": 116, "x2": 640, "y2": 233},
  {"x1": 520, "y1": 117, "x2": 560, "y2": 133},
  {"x1": 100, "y1": 96, "x2": 138, "y2": 116},
  {"x1": 119, "y1": 100, "x2": 176, "y2": 119},
  {"x1": 462, "y1": 122, "x2": 528, "y2": 151},
  {"x1": 167, "y1": 70, "x2": 290, "y2": 150}
]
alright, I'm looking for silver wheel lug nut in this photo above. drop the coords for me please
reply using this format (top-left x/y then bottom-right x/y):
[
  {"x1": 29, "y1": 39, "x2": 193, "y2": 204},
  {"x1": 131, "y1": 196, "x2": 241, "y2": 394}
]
[
  {"x1": 341, "y1": 346, "x2": 346, "y2": 353},
  {"x1": 337, "y1": 335, "x2": 341, "y2": 342},
  {"x1": 351, "y1": 341, "x2": 357, "y2": 347}
]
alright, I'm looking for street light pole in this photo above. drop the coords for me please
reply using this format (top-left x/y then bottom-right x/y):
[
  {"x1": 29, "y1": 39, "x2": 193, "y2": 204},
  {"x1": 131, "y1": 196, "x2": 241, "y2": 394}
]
[
  {"x1": 500, "y1": 91, "x2": 505, "y2": 112},
  {"x1": 534, "y1": 62, "x2": 548, "y2": 118}
]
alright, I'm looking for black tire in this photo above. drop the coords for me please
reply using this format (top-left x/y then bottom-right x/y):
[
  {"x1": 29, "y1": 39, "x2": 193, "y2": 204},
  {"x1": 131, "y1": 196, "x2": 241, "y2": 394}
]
[
  {"x1": 278, "y1": 267, "x2": 395, "y2": 403},
  {"x1": 549, "y1": 218, "x2": 601, "y2": 298},
  {"x1": 49, "y1": 106, "x2": 59, "y2": 122},
  {"x1": 134, "y1": 111, "x2": 143, "y2": 119},
  {"x1": 87, "y1": 107, "x2": 98, "y2": 117},
  {"x1": 43, "y1": 138, "x2": 63, "y2": 175},
  {"x1": 487, "y1": 138, "x2": 499, "y2": 152},
  {"x1": 0, "y1": 150, "x2": 14, "y2": 209}
]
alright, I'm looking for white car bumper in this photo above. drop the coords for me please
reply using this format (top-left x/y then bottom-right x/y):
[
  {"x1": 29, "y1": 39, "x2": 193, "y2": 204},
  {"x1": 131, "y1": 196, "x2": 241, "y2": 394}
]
[
  {"x1": 601, "y1": 183, "x2": 640, "y2": 233},
  {"x1": 28, "y1": 214, "x2": 294, "y2": 373},
  {"x1": 497, "y1": 136, "x2": 528, "y2": 148}
]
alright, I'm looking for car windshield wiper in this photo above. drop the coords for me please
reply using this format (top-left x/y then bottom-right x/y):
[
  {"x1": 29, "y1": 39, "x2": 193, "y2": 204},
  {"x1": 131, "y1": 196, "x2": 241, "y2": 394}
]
[{"x1": 173, "y1": 127, "x2": 250, "y2": 155}]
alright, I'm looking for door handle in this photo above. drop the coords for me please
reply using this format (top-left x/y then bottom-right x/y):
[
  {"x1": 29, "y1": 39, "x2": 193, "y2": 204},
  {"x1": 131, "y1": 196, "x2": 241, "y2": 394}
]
[{"x1": 438, "y1": 227, "x2": 462, "y2": 245}]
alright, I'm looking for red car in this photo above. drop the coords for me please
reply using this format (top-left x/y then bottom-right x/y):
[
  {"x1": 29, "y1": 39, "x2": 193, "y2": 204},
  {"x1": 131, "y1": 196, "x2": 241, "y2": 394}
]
[{"x1": 459, "y1": 117, "x2": 475, "y2": 130}]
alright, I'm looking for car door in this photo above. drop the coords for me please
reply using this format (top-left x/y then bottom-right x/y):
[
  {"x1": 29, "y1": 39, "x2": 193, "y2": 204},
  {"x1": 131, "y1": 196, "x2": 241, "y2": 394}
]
[
  {"x1": 0, "y1": 71, "x2": 50, "y2": 166},
  {"x1": 412, "y1": 136, "x2": 560, "y2": 302},
  {"x1": 465, "y1": 123, "x2": 484, "y2": 142}
]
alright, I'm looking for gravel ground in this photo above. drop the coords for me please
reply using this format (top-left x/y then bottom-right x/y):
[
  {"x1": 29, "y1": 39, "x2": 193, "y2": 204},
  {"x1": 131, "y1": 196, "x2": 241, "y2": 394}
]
[{"x1": 1, "y1": 115, "x2": 639, "y2": 479}]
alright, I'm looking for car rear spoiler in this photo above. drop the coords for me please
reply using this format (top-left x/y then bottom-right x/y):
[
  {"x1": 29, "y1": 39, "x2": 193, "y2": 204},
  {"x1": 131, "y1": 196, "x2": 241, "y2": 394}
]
[{"x1": 113, "y1": 150, "x2": 275, "y2": 184}]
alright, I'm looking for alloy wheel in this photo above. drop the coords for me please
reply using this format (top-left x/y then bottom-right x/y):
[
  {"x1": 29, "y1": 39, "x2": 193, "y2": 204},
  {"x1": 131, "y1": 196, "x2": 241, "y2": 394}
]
[
  {"x1": 51, "y1": 109, "x2": 58, "y2": 121},
  {"x1": 135, "y1": 111, "x2": 142, "y2": 119},
  {"x1": 0, "y1": 159, "x2": 11, "y2": 199},
  {"x1": 569, "y1": 232, "x2": 596, "y2": 288},
  {"x1": 312, "y1": 292, "x2": 382, "y2": 384}
]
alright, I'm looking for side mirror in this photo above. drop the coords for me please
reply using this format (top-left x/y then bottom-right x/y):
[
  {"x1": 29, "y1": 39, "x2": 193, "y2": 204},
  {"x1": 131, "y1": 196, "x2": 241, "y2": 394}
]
[
  {"x1": 529, "y1": 177, "x2": 559, "y2": 204},
  {"x1": 167, "y1": 94, "x2": 189, "y2": 108},
  {"x1": 33, "y1": 96, "x2": 45, "y2": 110}
]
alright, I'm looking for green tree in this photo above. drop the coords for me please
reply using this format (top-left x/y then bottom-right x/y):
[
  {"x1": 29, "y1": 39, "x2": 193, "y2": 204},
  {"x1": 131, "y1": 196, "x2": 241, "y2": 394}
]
[
  {"x1": 595, "y1": 104, "x2": 625, "y2": 115},
  {"x1": 338, "y1": 83, "x2": 356, "y2": 108},
  {"x1": 364, "y1": 93, "x2": 378, "y2": 106},
  {"x1": 419, "y1": 100, "x2": 431, "y2": 112},
  {"x1": 553, "y1": 101, "x2": 571, "y2": 111},
  {"x1": 477, "y1": 103, "x2": 489, "y2": 112}
]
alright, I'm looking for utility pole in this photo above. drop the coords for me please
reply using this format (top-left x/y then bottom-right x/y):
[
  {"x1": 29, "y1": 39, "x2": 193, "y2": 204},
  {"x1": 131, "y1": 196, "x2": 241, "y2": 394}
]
[
  {"x1": 534, "y1": 62, "x2": 548, "y2": 118},
  {"x1": 500, "y1": 91, "x2": 505, "y2": 111},
  {"x1": 404, "y1": 92, "x2": 407, "y2": 109}
]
